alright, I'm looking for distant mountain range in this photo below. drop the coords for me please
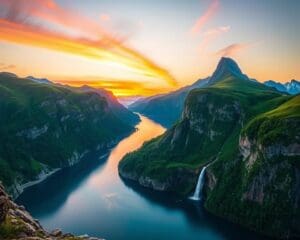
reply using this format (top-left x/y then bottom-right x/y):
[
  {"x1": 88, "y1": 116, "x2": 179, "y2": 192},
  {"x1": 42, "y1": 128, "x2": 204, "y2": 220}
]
[
  {"x1": 119, "y1": 57, "x2": 300, "y2": 238},
  {"x1": 129, "y1": 58, "x2": 298, "y2": 128},
  {"x1": 264, "y1": 79, "x2": 300, "y2": 95},
  {"x1": 129, "y1": 77, "x2": 209, "y2": 127},
  {"x1": 76, "y1": 85, "x2": 139, "y2": 126},
  {"x1": 0, "y1": 72, "x2": 139, "y2": 198}
]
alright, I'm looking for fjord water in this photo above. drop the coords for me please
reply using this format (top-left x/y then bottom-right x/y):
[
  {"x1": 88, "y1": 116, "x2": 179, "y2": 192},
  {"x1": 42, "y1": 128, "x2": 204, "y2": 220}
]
[{"x1": 17, "y1": 116, "x2": 265, "y2": 240}]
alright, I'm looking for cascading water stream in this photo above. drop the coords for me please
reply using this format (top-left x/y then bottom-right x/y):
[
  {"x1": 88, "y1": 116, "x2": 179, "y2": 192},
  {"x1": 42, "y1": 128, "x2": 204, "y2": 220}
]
[{"x1": 189, "y1": 166, "x2": 207, "y2": 201}]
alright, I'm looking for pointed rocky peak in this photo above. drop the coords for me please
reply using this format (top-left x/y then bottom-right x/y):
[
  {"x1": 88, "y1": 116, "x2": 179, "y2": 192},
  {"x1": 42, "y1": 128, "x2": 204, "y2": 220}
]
[{"x1": 209, "y1": 57, "x2": 248, "y2": 84}]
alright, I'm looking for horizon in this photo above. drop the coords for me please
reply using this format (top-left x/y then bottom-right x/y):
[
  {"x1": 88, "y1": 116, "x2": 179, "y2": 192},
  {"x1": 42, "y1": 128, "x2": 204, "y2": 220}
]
[{"x1": 0, "y1": 0, "x2": 299, "y2": 96}]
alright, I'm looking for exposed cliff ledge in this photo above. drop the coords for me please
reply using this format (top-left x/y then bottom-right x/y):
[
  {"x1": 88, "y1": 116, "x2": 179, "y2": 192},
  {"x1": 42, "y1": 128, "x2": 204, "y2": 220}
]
[
  {"x1": 118, "y1": 58, "x2": 300, "y2": 238},
  {"x1": 8, "y1": 138, "x2": 120, "y2": 200},
  {"x1": 0, "y1": 184, "x2": 104, "y2": 240},
  {"x1": 0, "y1": 72, "x2": 137, "y2": 199},
  {"x1": 119, "y1": 88, "x2": 244, "y2": 196},
  {"x1": 119, "y1": 166, "x2": 198, "y2": 193},
  {"x1": 204, "y1": 96, "x2": 300, "y2": 238}
]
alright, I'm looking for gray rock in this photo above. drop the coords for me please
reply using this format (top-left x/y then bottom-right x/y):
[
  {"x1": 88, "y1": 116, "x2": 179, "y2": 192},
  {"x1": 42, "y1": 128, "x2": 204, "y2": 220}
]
[{"x1": 50, "y1": 228, "x2": 62, "y2": 237}]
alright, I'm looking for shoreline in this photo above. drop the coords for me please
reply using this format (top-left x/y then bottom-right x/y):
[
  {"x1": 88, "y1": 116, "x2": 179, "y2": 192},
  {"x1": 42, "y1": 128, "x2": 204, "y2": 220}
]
[
  {"x1": 13, "y1": 130, "x2": 137, "y2": 200},
  {"x1": 13, "y1": 151, "x2": 112, "y2": 200},
  {"x1": 18, "y1": 168, "x2": 61, "y2": 195},
  {"x1": 12, "y1": 168, "x2": 62, "y2": 200}
]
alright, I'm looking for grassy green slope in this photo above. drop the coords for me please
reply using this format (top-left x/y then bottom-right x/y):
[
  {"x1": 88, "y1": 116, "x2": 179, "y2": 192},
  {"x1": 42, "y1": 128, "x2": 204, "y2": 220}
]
[
  {"x1": 206, "y1": 95, "x2": 300, "y2": 238},
  {"x1": 0, "y1": 73, "x2": 134, "y2": 191},
  {"x1": 119, "y1": 73, "x2": 300, "y2": 237},
  {"x1": 119, "y1": 76, "x2": 289, "y2": 193}
]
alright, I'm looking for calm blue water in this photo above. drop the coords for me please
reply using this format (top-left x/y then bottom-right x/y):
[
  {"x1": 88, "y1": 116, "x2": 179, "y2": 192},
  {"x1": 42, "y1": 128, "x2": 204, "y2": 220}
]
[{"x1": 17, "y1": 116, "x2": 266, "y2": 240}]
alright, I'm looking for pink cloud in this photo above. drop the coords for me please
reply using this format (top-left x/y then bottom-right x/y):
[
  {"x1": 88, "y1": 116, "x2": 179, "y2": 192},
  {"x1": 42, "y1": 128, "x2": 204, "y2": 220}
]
[
  {"x1": 0, "y1": 1, "x2": 176, "y2": 86},
  {"x1": 198, "y1": 25, "x2": 230, "y2": 53},
  {"x1": 0, "y1": 0, "x2": 119, "y2": 41},
  {"x1": 190, "y1": 0, "x2": 220, "y2": 35},
  {"x1": 203, "y1": 25, "x2": 230, "y2": 36}
]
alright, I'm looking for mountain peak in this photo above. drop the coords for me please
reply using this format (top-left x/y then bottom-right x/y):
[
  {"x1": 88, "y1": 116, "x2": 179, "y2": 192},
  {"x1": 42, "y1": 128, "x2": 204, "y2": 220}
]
[{"x1": 209, "y1": 57, "x2": 248, "y2": 84}]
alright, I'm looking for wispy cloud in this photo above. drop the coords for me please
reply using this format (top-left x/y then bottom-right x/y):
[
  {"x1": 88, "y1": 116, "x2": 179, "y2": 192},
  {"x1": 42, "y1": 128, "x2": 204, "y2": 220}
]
[
  {"x1": 203, "y1": 26, "x2": 230, "y2": 36},
  {"x1": 198, "y1": 25, "x2": 230, "y2": 53},
  {"x1": 190, "y1": 0, "x2": 220, "y2": 35},
  {"x1": 216, "y1": 43, "x2": 252, "y2": 57},
  {"x1": 55, "y1": 77, "x2": 171, "y2": 96},
  {"x1": 0, "y1": 0, "x2": 176, "y2": 86}
]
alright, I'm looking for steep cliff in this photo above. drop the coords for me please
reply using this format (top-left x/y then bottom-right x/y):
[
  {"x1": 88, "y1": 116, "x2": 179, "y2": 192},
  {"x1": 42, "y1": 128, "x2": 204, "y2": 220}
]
[
  {"x1": 204, "y1": 95, "x2": 300, "y2": 238},
  {"x1": 118, "y1": 58, "x2": 300, "y2": 238},
  {"x1": 0, "y1": 72, "x2": 136, "y2": 198},
  {"x1": 129, "y1": 78, "x2": 209, "y2": 128}
]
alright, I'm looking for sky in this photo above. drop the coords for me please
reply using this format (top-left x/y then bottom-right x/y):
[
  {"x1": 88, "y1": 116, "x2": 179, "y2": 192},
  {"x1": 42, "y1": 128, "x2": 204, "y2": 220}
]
[{"x1": 0, "y1": 0, "x2": 299, "y2": 96}]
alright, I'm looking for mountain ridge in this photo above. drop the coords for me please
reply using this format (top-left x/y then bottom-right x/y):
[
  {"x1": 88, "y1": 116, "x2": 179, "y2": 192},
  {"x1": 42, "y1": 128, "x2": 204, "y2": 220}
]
[
  {"x1": 0, "y1": 72, "x2": 137, "y2": 198},
  {"x1": 129, "y1": 77, "x2": 210, "y2": 127},
  {"x1": 119, "y1": 58, "x2": 300, "y2": 238},
  {"x1": 264, "y1": 79, "x2": 300, "y2": 95},
  {"x1": 129, "y1": 57, "x2": 251, "y2": 127}
]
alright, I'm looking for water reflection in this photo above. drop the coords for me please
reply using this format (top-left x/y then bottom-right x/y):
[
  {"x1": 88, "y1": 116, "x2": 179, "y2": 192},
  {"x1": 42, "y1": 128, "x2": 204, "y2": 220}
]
[
  {"x1": 17, "y1": 115, "x2": 268, "y2": 240},
  {"x1": 16, "y1": 152, "x2": 108, "y2": 218},
  {"x1": 122, "y1": 178, "x2": 269, "y2": 240}
]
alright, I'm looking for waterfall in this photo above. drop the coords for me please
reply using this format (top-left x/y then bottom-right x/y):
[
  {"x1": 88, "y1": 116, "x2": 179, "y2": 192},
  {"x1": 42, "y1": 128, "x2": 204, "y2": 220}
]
[{"x1": 189, "y1": 166, "x2": 207, "y2": 201}]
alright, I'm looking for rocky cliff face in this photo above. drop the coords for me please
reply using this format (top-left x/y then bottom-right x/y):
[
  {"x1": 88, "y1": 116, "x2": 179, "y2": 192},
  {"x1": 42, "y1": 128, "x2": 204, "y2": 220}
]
[
  {"x1": 128, "y1": 78, "x2": 209, "y2": 128},
  {"x1": 119, "y1": 89, "x2": 246, "y2": 195},
  {"x1": 0, "y1": 184, "x2": 104, "y2": 240},
  {"x1": 0, "y1": 73, "x2": 136, "y2": 198},
  {"x1": 204, "y1": 96, "x2": 300, "y2": 238},
  {"x1": 119, "y1": 58, "x2": 300, "y2": 238}
]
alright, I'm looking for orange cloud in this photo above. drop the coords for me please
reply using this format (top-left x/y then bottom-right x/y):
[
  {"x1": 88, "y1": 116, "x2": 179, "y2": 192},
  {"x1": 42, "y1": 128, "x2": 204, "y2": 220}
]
[
  {"x1": 0, "y1": 0, "x2": 176, "y2": 87},
  {"x1": 56, "y1": 78, "x2": 171, "y2": 97},
  {"x1": 216, "y1": 43, "x2": 252, "y2": 57},
  {"x1": 0, "y1": 0, "x2": 112, "y2": 39},
  {"x1": 191, "y1": 0, "x2": 219, "y2": 35}
]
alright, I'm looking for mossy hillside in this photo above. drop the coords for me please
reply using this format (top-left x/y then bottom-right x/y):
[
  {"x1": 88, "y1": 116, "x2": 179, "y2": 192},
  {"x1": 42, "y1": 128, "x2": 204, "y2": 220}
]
[
  {"x1": 118, "y1": 57, "x2": 300, "y2": 237},
  {"x1": 119, "y1": 75, "x2": 289, "y2": 194},
  {"x1": 243, "y1": 95, "x2": 300, "y2": 146},
  {"x1": 0, "y1": 73, "x2": 134, "y2": 190},
  {"x1": 204, "y1": 95, "x2": 300, "y2": 238}
]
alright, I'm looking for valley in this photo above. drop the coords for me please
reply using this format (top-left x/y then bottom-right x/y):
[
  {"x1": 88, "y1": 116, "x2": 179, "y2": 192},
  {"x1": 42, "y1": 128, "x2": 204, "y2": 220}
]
[
  {"x1": 0, "y1": 1, "x2": 298, "y2": 239},
  {"x1": 0, "y1": 58, "x2": 298, "y2": 240},
  {"x1": 14, "y1": 115, "x2": 265, "y2": 240}
]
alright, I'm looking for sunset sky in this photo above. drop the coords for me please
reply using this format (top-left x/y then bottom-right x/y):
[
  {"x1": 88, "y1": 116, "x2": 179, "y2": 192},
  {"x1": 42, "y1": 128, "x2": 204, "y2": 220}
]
[{"x1": 0, "y1": 0, "x2": 299, "y2": 96}]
